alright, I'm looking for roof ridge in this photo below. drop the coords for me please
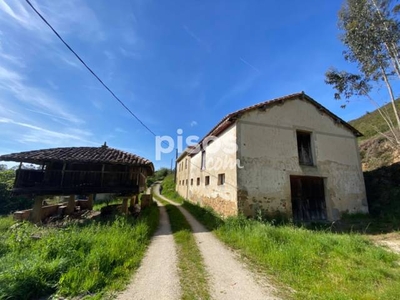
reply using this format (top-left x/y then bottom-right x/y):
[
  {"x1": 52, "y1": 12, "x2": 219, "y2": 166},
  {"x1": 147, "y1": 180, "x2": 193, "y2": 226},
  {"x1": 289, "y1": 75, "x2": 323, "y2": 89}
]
[
  {"x1": 0, "y1": 146, "x2": 154, "y2": 171},
  {"x1": 179, "y1": 92, "x2": 361, "y2": 160}
]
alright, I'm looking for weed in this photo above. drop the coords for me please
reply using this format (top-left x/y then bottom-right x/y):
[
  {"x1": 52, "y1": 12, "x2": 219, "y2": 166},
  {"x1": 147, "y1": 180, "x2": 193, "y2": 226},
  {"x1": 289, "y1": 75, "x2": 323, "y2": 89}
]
[{"x1": 0, "y1": 204, "x2": 159, "y2": 299}]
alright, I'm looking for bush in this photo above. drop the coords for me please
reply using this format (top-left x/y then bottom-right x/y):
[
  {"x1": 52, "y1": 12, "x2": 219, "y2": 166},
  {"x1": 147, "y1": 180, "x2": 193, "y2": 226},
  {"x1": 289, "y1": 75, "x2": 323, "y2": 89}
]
[{"x1": 0, "y1": 169, "x2": 33, "y2": 215}]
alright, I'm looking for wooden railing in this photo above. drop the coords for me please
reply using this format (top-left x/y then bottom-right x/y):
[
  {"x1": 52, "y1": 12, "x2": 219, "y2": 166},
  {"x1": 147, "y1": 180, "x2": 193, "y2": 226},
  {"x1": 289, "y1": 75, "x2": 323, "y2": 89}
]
[{"x1": 14, "y1": 169, "x2": 140, "y2": 190}]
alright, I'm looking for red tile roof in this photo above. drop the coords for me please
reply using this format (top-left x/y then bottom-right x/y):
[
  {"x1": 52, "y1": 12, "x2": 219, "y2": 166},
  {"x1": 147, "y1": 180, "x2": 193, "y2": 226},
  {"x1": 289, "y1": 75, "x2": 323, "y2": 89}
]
[
  {"x1": 177, "y1": 92, "x2": 362, "y2": 161},
  {"x1": 0, "y1": 145, "x2": 154, "y2": 173},
  {"x1": 201, "y1": 92, "x2": 362, "y2": 143}
]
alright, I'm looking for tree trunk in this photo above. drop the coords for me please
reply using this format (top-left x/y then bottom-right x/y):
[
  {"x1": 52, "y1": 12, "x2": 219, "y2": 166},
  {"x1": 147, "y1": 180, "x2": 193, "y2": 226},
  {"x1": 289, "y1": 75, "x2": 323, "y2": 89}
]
[{"x1": 381, "y1": 68, "x2": 400, "y2": 130}]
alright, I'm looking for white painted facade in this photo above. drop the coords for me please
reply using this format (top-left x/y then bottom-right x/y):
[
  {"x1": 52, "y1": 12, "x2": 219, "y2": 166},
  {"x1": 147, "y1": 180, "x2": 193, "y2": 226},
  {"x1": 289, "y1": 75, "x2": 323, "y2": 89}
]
[{"x1": 176, "y1": 95, "x2": 368, "y2": 221}]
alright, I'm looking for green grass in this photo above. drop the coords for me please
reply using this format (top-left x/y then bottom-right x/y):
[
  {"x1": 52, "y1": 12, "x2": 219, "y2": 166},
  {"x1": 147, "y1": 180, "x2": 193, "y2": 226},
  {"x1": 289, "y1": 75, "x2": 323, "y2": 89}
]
[
  {"x1": 186, "y1": 202, "x2": 400, "y2": 299},
  {"x1": 160, "y1": 174, "x2": 184, "y2": 204},
  {"x1": 160, "y1": 177, "x2": 400, "y2": 299},
  {"x1": 153, "y1": 191, "x2": 210, "y2": 300},
  {"x1": 0, "y1": 205, "x2": 159, "y2": 299},
  {"x1": 349, "y1": 99, "x2": 400, "y2": 140},
  {"x1": 93, "y1": 198, "x2": 122, "y2": 211}
]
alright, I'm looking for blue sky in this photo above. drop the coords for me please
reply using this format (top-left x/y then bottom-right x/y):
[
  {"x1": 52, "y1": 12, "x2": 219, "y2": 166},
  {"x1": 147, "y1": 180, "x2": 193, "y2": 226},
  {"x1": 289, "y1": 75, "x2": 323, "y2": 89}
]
[{"x1": 0, "y1": 0, "x2": 386, "y2": 169}]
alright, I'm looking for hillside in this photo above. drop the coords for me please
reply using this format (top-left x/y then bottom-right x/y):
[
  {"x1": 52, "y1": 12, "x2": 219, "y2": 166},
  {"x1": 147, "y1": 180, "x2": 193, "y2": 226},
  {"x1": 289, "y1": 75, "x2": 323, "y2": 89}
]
[
  {"x1": 349, "y1": 100, "x2": 400, "y2": 141},
  {"x1": 348, "y1": 101, "x2": 400, "y2": 219},
  {"x1": 349, "y1": 100, "x2": 400, "y2": 171}
]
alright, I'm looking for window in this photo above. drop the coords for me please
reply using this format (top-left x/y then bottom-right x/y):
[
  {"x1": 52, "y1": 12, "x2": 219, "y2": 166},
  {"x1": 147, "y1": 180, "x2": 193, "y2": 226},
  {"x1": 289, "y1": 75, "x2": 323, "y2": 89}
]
[
  {"x1": 205, "y1": 176, "x2": 210, "y2": 185},
  {"x1": 186, "y1": 179, "x2": 188, "y2": 186},
  {"x1": 191, "y1": 178, "x2": 193, "y2": 185},
  {"x1": 179, "y1": 180, "x2": 181, "y2": 185},
  {"x1": 185, "y1": 159, "x2": 188, "y2": 169},
  {"x1": 197, "y1": 177, "x2": 200, "y2": 185},
  {"x1": 218, "y1": 173, "x2": 225, "y2": 185},
  {"x1": 297, "y1": 131, "x2": 313, "y2": 166},
  {"x1": 201, "y1": 150, "x2": 206, "y2": 170}
]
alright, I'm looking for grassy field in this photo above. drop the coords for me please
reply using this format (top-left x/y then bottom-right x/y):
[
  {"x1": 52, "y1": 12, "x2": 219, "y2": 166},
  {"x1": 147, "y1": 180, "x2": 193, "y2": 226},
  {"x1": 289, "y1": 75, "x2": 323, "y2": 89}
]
[
  {"x1": 160, "y1": 175, "x2": 185, "y2": 203},
  {"x1": 0, "y1": 204, "x2": 159, "y2": 300},
  {"x1": 161, "y1": 176, "x2": 400, "y2": 300},
  {"x1": 153, "y1": 192, "x2": 210, "y2": 300},
  {"x1": 349, "y1": 99, "x2": 400, "y2": 140}
]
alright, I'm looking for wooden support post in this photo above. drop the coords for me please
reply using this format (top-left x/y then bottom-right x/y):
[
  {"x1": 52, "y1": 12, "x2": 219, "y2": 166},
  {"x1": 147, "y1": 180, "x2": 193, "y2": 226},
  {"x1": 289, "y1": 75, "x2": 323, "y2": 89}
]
[
  {"x1": 101, "y1": 164, "x2": 105, "y2": 187},
  {"x1": 31, "y1": 196, "x2": 44, "y2": 223},
  {"x1": 66, "y1": 195, "x2": 75, "y2": 214},
  {"x1": 60, "y1": 163, "x2": 66, "y2": 187},
  {"x1": 87, "y1": 194, "x2": 94, "y2": 210},
  {"x1": 130, "y1": 195, "x2": 136, "y2": 208},
  {"x1": 121, "y1": 198, "x2": 128, "y2": 214},
  {"x1": 14, "y1": 162, "x2": 23, "y2": 187}
]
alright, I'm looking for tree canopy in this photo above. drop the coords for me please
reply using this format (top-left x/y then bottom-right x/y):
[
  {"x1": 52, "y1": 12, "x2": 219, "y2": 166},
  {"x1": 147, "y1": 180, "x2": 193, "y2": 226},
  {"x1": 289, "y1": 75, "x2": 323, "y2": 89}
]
[{"x1": 326, "y1": 0, "x2": 400, "y2": 145}]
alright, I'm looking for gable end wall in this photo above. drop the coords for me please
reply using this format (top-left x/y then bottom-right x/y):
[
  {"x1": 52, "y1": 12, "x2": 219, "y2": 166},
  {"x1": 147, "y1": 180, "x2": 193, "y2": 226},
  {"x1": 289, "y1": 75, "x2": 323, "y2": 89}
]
[{"x1": 236, "y1": 97, "x2": 368, "y2": 220}]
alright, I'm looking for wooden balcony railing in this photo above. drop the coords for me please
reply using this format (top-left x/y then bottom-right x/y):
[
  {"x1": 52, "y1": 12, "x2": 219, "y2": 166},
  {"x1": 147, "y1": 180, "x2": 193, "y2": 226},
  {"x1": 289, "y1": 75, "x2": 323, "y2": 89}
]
[{"x1": 14, "y1": 169, "x2": 143, "y2": 194}]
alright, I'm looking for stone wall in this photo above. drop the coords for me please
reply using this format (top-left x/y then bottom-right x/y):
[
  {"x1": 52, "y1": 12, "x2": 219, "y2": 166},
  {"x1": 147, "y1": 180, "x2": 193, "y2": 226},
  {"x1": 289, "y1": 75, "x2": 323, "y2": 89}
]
[{"x1": 237, "y1": 97, "x2": 368, "y2": 220}]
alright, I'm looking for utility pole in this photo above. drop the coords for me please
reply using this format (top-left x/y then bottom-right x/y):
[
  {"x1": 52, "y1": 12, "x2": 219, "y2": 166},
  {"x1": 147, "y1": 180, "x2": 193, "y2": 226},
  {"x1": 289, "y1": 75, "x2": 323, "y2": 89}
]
[{"x1": 174, "y1": 149, "x2": 178, "y2": 184}]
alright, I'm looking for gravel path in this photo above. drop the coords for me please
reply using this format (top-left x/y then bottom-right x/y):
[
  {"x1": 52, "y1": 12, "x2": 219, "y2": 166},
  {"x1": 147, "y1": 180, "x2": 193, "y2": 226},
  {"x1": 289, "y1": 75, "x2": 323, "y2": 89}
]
[
  {"x1": 155, "y1": 184, "x2": 280, "y2": 300},
  {"x1": 370, "y1": 233, "x2": 400, "y2": 254},
  {"x1": 117, "y1": 202, "x2": 181, "y2": 300}
]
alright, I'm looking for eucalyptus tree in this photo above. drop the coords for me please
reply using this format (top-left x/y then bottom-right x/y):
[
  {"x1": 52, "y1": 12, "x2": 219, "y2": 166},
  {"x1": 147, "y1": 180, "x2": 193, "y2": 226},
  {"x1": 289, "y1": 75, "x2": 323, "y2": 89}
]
[{"x1": 326, "y1": 0, "x2": 400, "y2": 146}]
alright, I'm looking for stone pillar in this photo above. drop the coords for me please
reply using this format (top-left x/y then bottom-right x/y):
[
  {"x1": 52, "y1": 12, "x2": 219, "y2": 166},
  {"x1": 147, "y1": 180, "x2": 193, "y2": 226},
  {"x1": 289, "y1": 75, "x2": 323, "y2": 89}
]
[
  {"x1": 66, "y1": 195, "x2": 76, "y2": 214},
  {"x1": 31, "y1": 196, "x2": 44, "y2": 223},
  {"x1": 130, "y1": 195, "x2": 137, "y2": 208},
  {"x1": 121, "y1": 198, "x2": 128, "y2": 214},
  {"x1": 87, "y1": 194, "x2": 94, "y2": 210}
]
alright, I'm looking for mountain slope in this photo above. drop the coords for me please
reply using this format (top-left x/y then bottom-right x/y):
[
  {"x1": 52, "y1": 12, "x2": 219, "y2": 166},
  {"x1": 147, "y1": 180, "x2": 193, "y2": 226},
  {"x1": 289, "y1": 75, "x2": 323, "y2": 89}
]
[
  {"x1": 349, "y1": 100, "x2": 400, "y2": 141},
  {"x1": 349, "y1": 100, "x2": 400, "y2": 171}
]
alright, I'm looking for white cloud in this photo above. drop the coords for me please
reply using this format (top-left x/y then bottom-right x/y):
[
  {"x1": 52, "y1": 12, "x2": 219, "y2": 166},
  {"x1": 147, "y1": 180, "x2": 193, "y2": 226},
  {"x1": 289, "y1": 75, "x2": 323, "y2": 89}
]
[
  {"x1": 104, "y1": 50, "x2": 116, "y2": 61},
  {"x1": 0, "y1": 0, "x2": 105, "y2": 42},
  {"x1": 119, "y1": 47, "x2": 141, "y2": 59},
  {"x1": 0, "y1": 65, "x2": 83, "y2": 124},
  {"x1": 190, "y1": 121, "x2": 198, "y2": 127},
  {"x1": 0, "y1": 52, "x2": 25, "y2": 67},
  {"x1": 115, "y1": 127, "x2": 128, "y2": 133},
  {"x1": 0, "y1": 117, "x2": 97, "y2": 146}
]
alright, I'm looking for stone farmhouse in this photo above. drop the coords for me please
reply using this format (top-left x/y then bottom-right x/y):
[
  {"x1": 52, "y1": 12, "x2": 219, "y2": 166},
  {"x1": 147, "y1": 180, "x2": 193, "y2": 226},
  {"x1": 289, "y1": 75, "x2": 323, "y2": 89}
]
[{"x1": 176, "y1": 92, "x2": 369, "y2": 221}]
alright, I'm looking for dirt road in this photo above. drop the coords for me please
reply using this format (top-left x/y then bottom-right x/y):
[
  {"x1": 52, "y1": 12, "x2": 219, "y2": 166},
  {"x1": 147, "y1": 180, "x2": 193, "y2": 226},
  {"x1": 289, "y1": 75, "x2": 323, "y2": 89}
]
[
  {"x1": 117, "y1": 203, "x2": 181, "y2": 300},
  {"x1": 154, "y1": 184, "x2": 279, "y2": 300}
]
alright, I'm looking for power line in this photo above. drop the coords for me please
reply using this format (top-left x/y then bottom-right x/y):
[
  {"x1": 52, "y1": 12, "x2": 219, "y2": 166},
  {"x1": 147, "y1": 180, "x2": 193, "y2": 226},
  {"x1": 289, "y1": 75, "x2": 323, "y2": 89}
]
[
  {"x1": 25, "y1": 0, "x2": 157, "y2": 137},
  {"x1": 25, "y1": 0, "x2": 239, "y2": 191}
]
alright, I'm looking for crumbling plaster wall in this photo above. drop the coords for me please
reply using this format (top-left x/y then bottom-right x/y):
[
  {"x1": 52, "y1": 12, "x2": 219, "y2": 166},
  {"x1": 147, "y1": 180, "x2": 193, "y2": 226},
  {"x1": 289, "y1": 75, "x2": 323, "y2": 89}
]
[
  {"x1": 237, "y1": 98, "x2": 368, "y2": 220},
  {"x1": 185, "y1": 125, "x2": 239, "y2": 216},
  {"x1": 176, "y1": 154, "x2": 191, "y2": 198}
]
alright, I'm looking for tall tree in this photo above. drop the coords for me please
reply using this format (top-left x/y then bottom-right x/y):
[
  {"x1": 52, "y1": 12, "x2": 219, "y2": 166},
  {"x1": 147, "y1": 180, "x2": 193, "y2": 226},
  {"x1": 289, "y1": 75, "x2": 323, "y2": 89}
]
[{"x1": 326, "y1": 0, "x2": 400, "y2": 146}]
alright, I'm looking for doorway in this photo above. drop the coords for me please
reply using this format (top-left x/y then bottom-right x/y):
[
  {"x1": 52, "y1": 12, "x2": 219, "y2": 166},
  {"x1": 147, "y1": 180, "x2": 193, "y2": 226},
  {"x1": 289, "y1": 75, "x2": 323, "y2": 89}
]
[{"x1": 290, "y1": 176, "x2": 327, "y2": 221}]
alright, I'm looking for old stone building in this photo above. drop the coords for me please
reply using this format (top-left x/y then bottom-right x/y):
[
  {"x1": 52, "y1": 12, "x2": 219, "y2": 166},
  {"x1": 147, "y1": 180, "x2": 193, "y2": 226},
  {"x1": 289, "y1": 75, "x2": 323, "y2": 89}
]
[{"x1": 176, "y1": 92, "x2": 368, "y2": 221}]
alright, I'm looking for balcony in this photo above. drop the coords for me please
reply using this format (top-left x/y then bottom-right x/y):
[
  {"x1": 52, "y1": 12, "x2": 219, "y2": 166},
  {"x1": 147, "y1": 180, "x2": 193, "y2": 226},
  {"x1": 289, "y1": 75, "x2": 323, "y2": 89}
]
[{"x1": 13, "y1": 169, "x2": 143, "y2": 195}]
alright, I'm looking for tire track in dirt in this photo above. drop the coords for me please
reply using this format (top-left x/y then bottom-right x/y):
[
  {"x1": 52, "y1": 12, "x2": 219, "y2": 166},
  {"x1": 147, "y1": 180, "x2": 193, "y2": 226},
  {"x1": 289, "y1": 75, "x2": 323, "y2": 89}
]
[
  {"x1": 117, "y1": 202, "x2": 181, "y2": 300},
  {"x1": 155, "y1": 184, "x2": 280, "y2": 300}
]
